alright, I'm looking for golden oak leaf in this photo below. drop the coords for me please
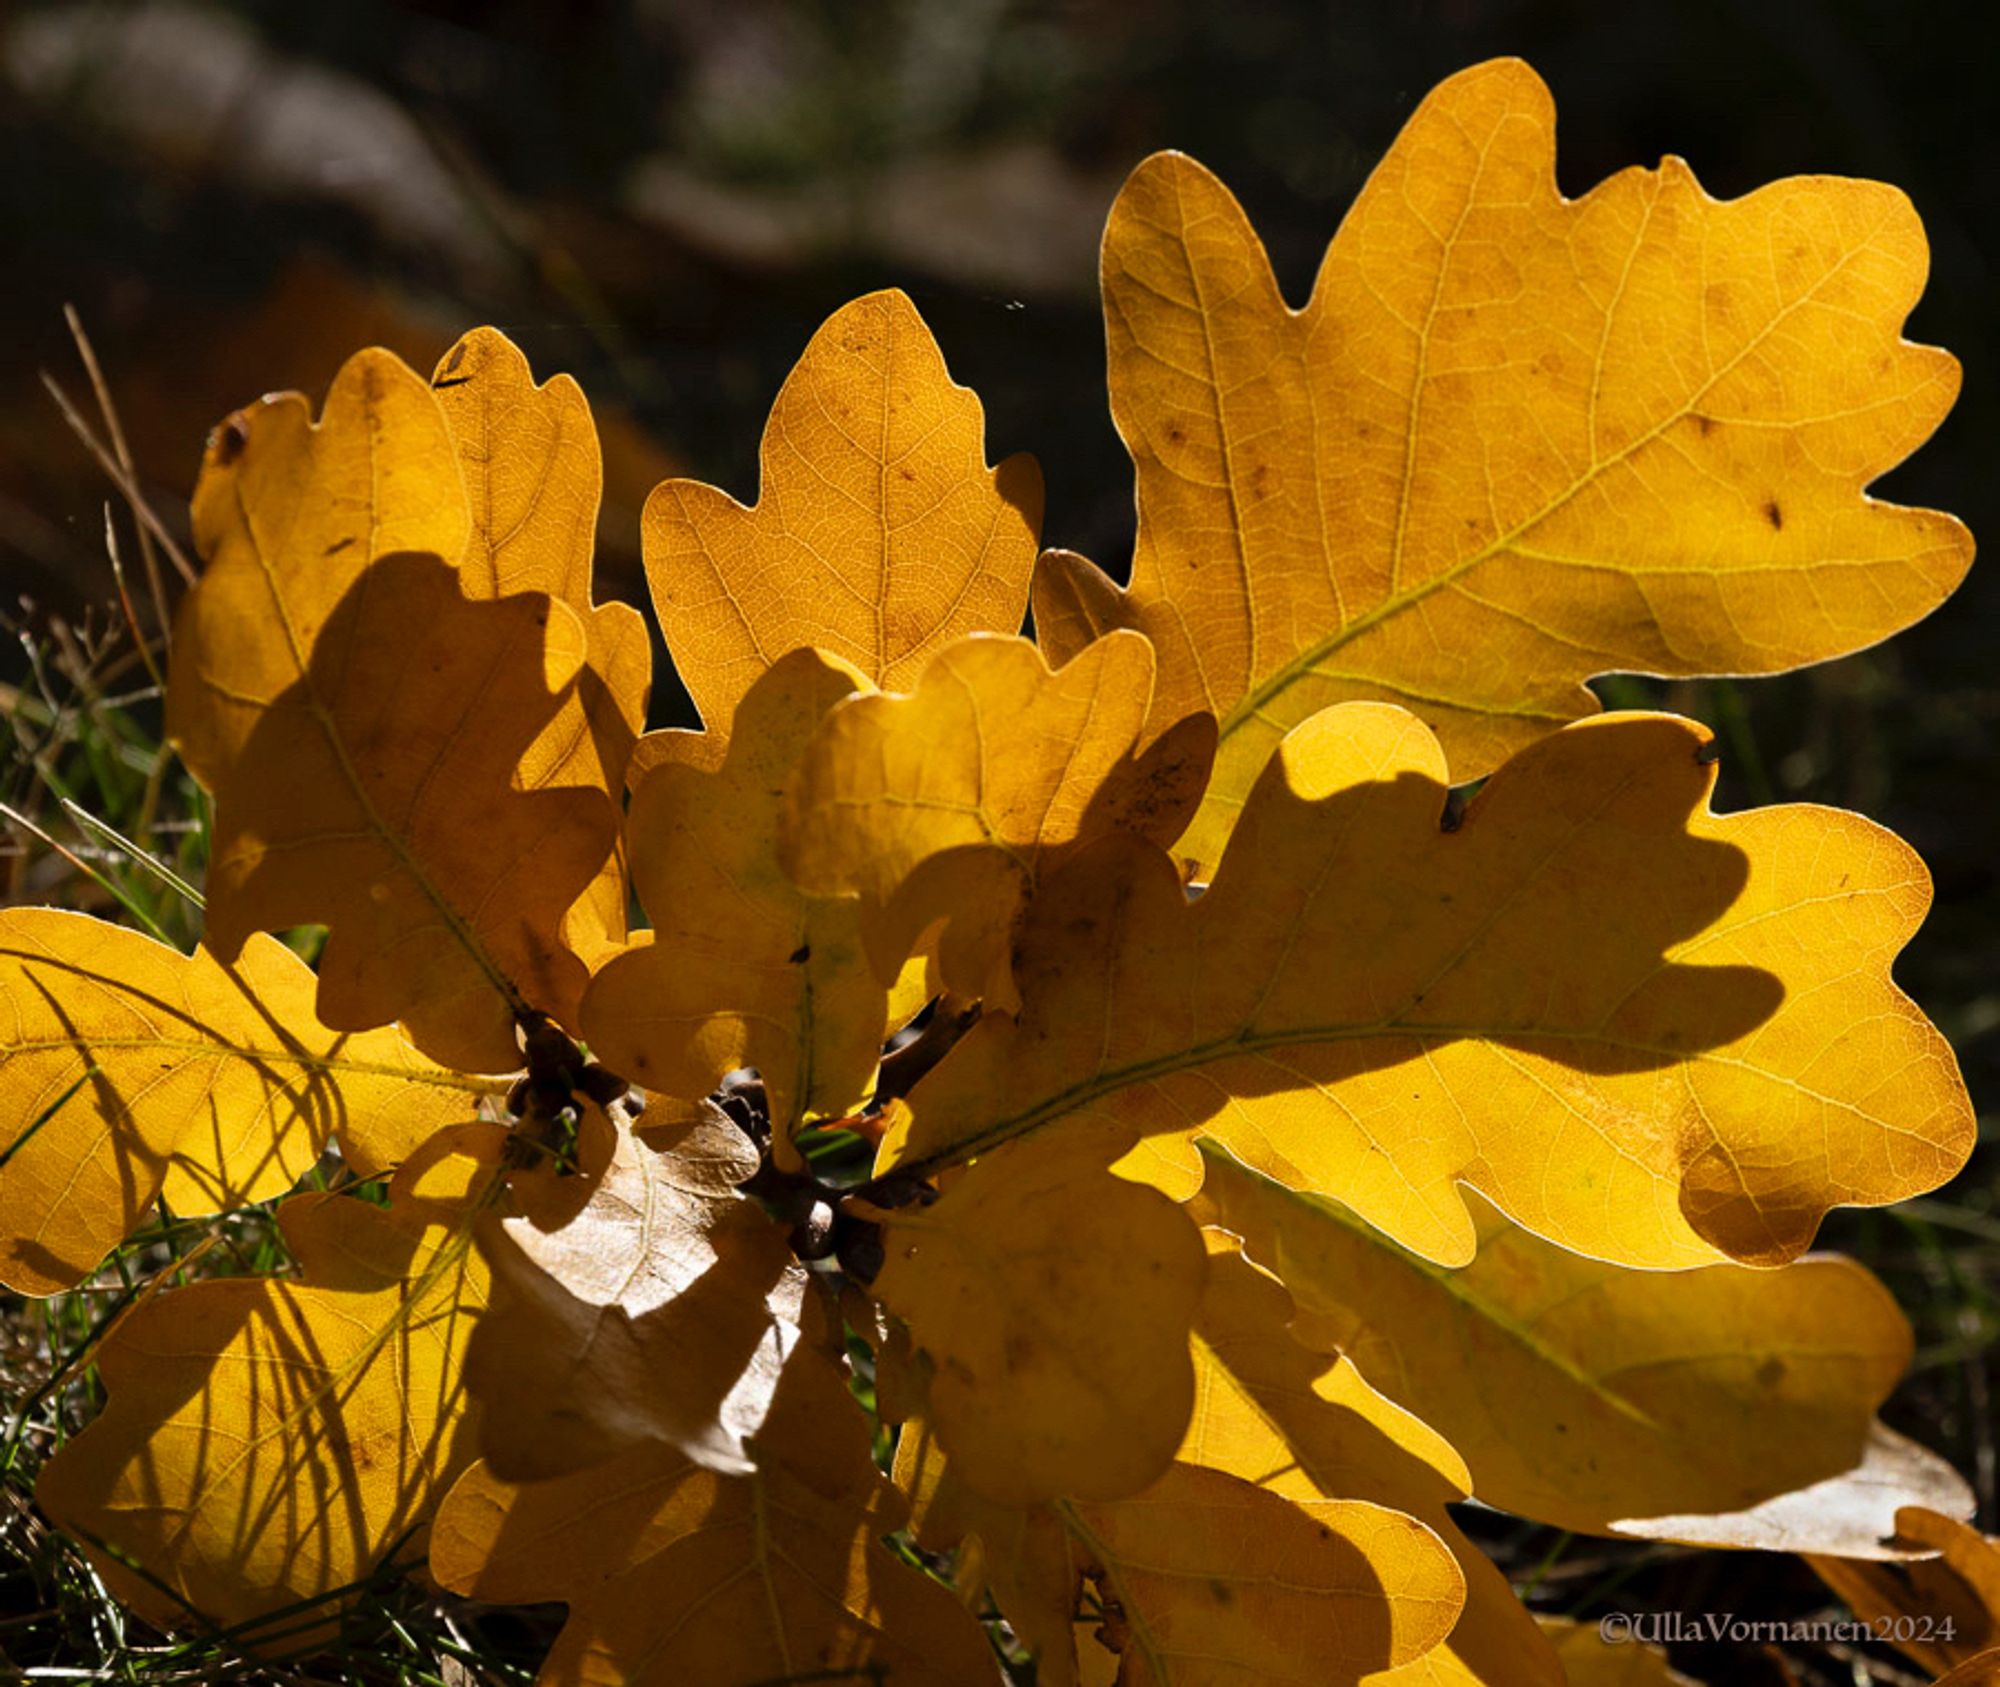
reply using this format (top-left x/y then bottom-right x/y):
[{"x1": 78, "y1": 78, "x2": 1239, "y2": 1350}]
[
  {"x1": 580, "y1": 649, "x2": 885, "y2": 1149},
  {"x1": 0, "y1": 909, "x2": 493, "y2": 1294},
  {"x1": 464, "y1": 1098, "x2": 808, "y2": 1482},
  {"x1": 1179, "y1": 1235, "x2": 1560, "y2": 1687},
  {"x1": 642, "y1": 288, "x2": 1042, "y2": 742},
  {"x1": 1198, "y1": 1145, "x2": 1970, "y2": 1558},
  {"x1": 896, "y1": 1420, "x2": 1463, "y2": 1687},
  {"x1": 174, "y1": 350, "x2": 619, "y2": 1070},
  {"x1": 1937, "y1": 1654, "x2": 2000, "y2": 1687},
  {"x1": 1536, "y1": 1619, "x2": 1698, "y2": 1686},
  {"x1": 431, "y1": 327, "x2": 652, "y2": 961},
  {"x1": 783, "y1": 630, "x2": 1215, "y2": 1002},
  {"x1": 178, "y1": 545, "x2": 617, "y2": 1073},
  {"x1": 35, "y1": 1129, "x2": 502, "y2": 1651},
  {"x1": 885, "y1": 704, "x2": 1972, "y2": 1270},
  {"x1": 871, "y1": 1132, "x2": 1206, "y2": 1506},
  {"x1": 1808, "y1": 1506, "x2": 2000, "y2": 1676},
  {"x1": 1036, "y1": 57, "x2": 1971, "y2": 871},
  {"x1": 432, "y1": 1314, "x2": 994, "y2": 1687}
]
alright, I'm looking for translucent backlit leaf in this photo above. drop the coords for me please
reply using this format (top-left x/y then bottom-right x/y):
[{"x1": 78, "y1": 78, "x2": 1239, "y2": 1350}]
[
  {"x1": 888, "y1": 704, "x2": 1972, "y2": 1270},
  {"x1": 1037, "y1": 57, "x2": 1971, "y2": 870},
  {"x1": 642, "y1": 289, "x2": 1042, "y2": 743},
  {"x1": 784, "y1": 630, "x2": 1215, "y2": 1002},
  {"x1": 580, "y1": 649, "x2": 885, "y2": 1150},
  {"x1": 1200, "y1": 1145, "x2": 1971, "y2": 1557},
  {"x1": 35, "y1": 1130, "x2": 501, "y2": 1650},
  {"x1": 0, "y1": 909, "x2": 493, "y2": 1294}
]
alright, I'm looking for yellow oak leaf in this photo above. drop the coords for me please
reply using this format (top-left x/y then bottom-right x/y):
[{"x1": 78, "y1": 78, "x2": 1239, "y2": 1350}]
[
  {"x1": 1536, "y1": 1618, "x2": 1698, "y2": 1686},
  {"x1": 177, "y1": 543, "x2": 617, "y2": 1074},
  {"x1": 0, "y1": 908, "x2": 494, "y2": 1294},
  {"x1": 783, "y1": 630, "x2": 1215, "y2": 1003},
  {"x1": 464, "y1": 1098, "x2": 808, "y2": 1482},
  {"x1": 1808, "y1": 1506, "x2": 2000, "y2": 1677},
  {"x1": 35, "y1": 1128, "x2": 503, "y2": 1652},
  {"x1": 1036, "y1": 57, "x2": 1971, "y2": 872},
  {"x1": 432, "y1": 1310, "x2": 994, "y2": 1687},
  {"x1": 886, "y1": 703, "x2": 1972, "y2": 1270},
  {"x1": 1199, "y1": 1145, "x2": 1970, "y2": 1558},
  {"x1": 431, "y1": 327, "x2": 652, "y2": 962},
  {"x1": 896, "y1": 1419, "x2": 1463, "y2": 1687},
  {"x1": 1179, "y1": 1234, "x2": 1561, "y2": 1687},
  {"x1": 641, "y1": 288, "x2": 1042, "y2": 743},
  {"x1": 580, "y1": 649, "x2": 885, "y2": 1150},
  {"x1": 871, "y1": 1132, "x2": 1206, "y2": 1506},
  {"x1": 174, "y1": 350, "x2": 620, "y2": 1071}
]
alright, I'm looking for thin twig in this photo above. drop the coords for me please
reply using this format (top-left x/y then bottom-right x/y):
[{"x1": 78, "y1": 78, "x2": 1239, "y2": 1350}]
[
  {"x1": 63, "y1": 305, "x2": 179, "y2": 632},
  {"x1": 39, "y1": 371, "x2": 196, "y2": 586}
]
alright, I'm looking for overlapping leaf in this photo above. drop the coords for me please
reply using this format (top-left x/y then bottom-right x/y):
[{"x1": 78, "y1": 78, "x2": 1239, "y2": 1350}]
[
  {"x1": 1197, "y1": 1144, "x2": 1969, "y2": 1556},
  {"x1": 0, "y1": 909, "x2": 493, "y2": 1294},
  {"x1": 1178, "y1": 1234, "x2": 1561, "y2": 1687},
  {"x1": 887, "y1": 703, "x2": 1972, "y2": 1270},
  {"x1": 1036, "y1": 56, "x2": 1971, "y2": 870},
  {"x1": 581, "y1": 649, "x2": 885, "y2": 1148},
  {"x1": 174, "y1": 350, "x2": 618, "y2": 1071},
  {"x1": 35, "y1": 1129, "x2": 502, "y2": 1650},
  {"x1": 898, "y1": 1415, "x2": 1463, "y2": 1687},
  {"x1": 784, "y1": 630, "x2": 1215, "y2": 1001},
  {"x1": 642, "y1": 288, "x2": 1042, "y2": 742},
  {"x1": 1537, "y1": 1619, "x2": 1698, "y2": 1686},
  {"x1": 431, "y1": 328, "x2": 651, "y2": 960},
  {"x1": 464, "y1": 1098, "x2": 807, "y2": 1481},
  {"x1": 1809, "y1": 1507, "x2": 2000, "y2": 1676},
  {"x1": 433, "y1": 1307, "x2": 994, "y2": 1687},
  {"x1": 868, "y1": 1132, "x2": 1206, "y2": 1506}
]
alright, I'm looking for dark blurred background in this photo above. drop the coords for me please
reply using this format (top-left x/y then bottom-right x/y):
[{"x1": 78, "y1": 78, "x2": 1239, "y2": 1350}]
[{"x1": 2, "y1": 3, "x2": 1998, "y2": 1676}]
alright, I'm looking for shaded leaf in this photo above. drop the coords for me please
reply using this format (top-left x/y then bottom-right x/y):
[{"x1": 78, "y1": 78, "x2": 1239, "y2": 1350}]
[
  {"x1": 897, "y1": 1422, "x2": 1463, "y2": 1687},
  {"x1": 180, "y1": 544, "x2": 617, "y2": 1073},
  {"x1": 1199, "y1": 1144, "x2": 1970, "y2": 1556},
  {"x1": 871, "y1": 1133, "x2": 1205, "y2": 1506},
  {"x1": 1808, "y1": 1505, "x2": 2000, "y2": 1675},
  {"x1": 642, "y1": 288, "x2": 1042, "y2": 743},
  {"x1": 784, "y1": 629, "x2": 1215, "y2": 1002},
  {"x1": 174, "y1": 350, "x2": 618, "y2": 1069},
  {"x1": 1179, "y1": 1235, "x2": 1561, "y2": 1687},
  {"x1": 1038, "y1": 57, "x2": 1970, "y2": 870},
  {"x1": 888, "y1": 704, "x2": 1971, "y2": 1270},
  {"x1": 580, "y1": 649, "x2": 885, "y2": 1149},
  {"x1": 433, "y1": 1307, "x2": 994, "y2": 1686},
  {"x1": 431, "y1": 327, "x2": 651, "y2": 961},
  {"x1": 0, "y1": 909, "x2": 493, "y2": 1294},
  {"x1": 1536, "y1": 1617, "x2": 1698, "y2": 1686},
  {"x1": 464, "y1": 1097, "x2": 807, "y2": 1482},
  {"x1": 35, "y1": 1129, "x2": 502, "y2": 1651}
]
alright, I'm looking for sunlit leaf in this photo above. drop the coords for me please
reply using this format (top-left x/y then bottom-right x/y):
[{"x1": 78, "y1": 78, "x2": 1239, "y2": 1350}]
[
  {"x1": 0, "y1": 909, "x2": 494, "y2": 1294},
  {"x1": 431, "y1": 327, "x2": 651, "y2": 962},
  {"x1": 642, "y1": 288, "x2": 1042, "y2": 744},
  {"x1": 1199, "y1": 1144, "x2": 1971, "y2": 1556},
  {"x1": 174, "y1": 351, "x2": 619, "y2": 1070},
  {"x1": 1037, "y1": 57, "x2": 1970, "y2": 870},
  {"x1": 35, "y1": 1130, "x2": 502, "y2": 1650},
  {"x1": 464, "y1": 1098, "x2": 806, "y2": 1482},
  {"x1": 1536, "y1": 1618, "x2": 1698, "y2": 1685},
  {"x1": 888, "y1": 704, "x2": 1972, "y2": 1270},
  {"x1": 1179, "y1": 1233, "x2": 1561, "y2": 1687}
]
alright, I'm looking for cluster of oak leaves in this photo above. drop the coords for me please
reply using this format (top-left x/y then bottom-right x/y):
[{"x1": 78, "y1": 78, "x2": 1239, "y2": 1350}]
[{"x1": 8, "y1": 56, "x2": 2000, "y2": 1687}]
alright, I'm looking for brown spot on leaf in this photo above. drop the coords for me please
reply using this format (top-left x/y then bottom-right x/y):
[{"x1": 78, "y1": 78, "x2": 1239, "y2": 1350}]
[
  {"x1": 213, "y1": 416, "x2": 250, "y2": 465},
  {"x1": 1763, "y1": 498, "x2": 1784, "y2": 531}
]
